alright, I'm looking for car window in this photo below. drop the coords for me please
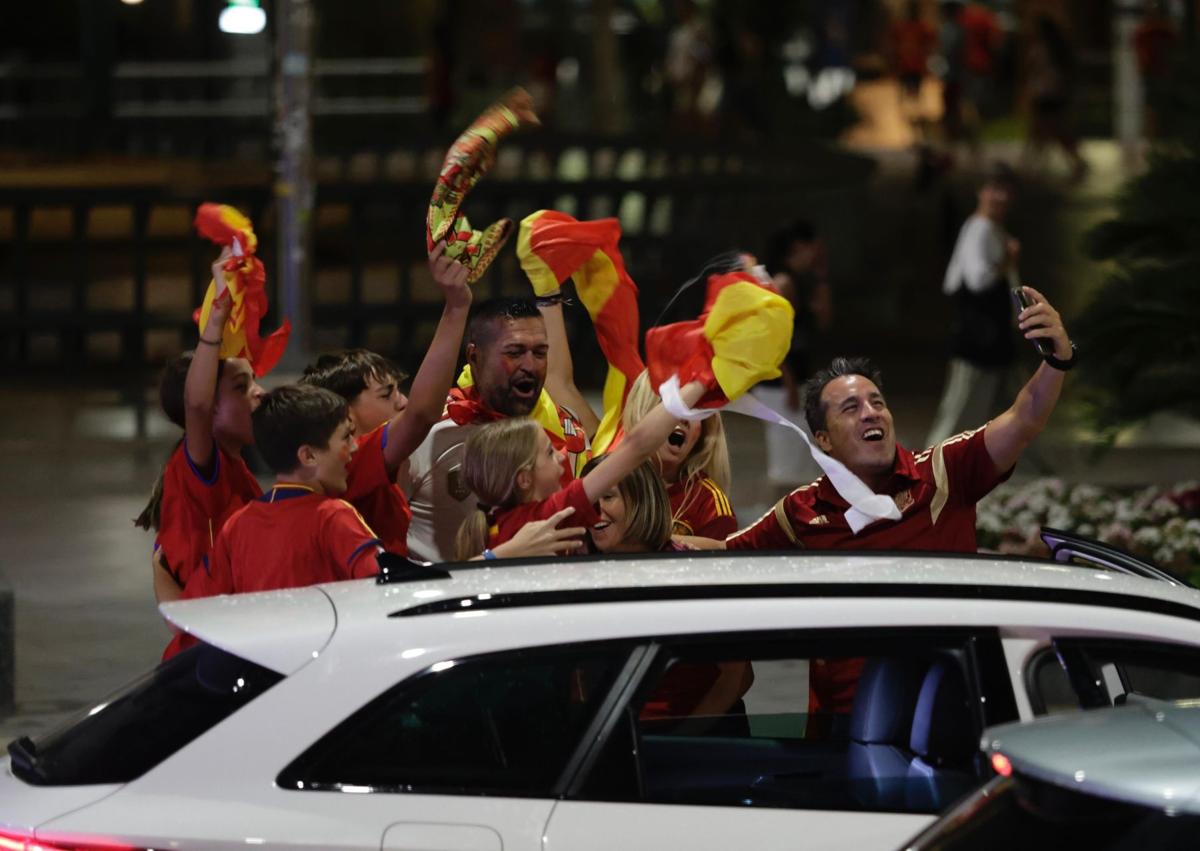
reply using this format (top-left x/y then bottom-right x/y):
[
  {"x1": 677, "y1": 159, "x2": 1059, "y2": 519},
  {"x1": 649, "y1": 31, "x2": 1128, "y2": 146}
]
[
  {"x1": 279, "y1": 644, "x2": 631, "y2": 796},
  {"x1": 906, "y1": 775, "x2": 1200, "y2": 851},
  {"x1": 9, "y1": 643, "x2": 284, "y2": 786},
  {"x1": 1032, "y1": 639, "x2": 1200, "y2": 712},
  {"x1": 1026, "y1": 649, "x2": 1081, "y2": 715},
  {"x1": 578, "y1": 630, "x2": 1017, "y2": 815}
]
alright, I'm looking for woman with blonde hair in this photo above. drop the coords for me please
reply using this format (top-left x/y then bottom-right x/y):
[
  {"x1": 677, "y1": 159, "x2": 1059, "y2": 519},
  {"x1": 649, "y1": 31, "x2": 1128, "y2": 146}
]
[
  {"x1": 580, "y1": 456, "x2": 674, "y2": 553},
  {"x1": 622, "y1": 370, "x2": 738, "y2": 540},
  {"x1": 454, "y1": 379, "x2": 707, "y2": 561}
]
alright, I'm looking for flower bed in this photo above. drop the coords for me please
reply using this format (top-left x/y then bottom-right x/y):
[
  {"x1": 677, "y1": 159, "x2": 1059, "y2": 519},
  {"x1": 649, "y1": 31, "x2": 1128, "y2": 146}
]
[{"x1": 977, "y1": 478, "x2": 1200, "y2": 581}]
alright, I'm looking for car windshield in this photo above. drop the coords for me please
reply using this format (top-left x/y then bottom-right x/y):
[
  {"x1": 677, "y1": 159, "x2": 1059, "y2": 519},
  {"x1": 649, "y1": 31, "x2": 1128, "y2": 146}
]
[{"x1": 906, "y1": 774, "x2": 1200, "y2": 851}]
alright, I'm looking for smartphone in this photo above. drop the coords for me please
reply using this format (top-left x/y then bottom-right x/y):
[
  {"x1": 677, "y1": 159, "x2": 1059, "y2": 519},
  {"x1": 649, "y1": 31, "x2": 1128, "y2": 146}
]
[{"x1": 1012, "y1": 288, "x2": 1055, "y2": 356}]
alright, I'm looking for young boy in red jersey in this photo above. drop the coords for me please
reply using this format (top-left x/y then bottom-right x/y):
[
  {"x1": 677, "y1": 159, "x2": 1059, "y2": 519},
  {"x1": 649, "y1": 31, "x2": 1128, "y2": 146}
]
[
  {"x1": 135, "y1": 247, "x2": 265, "y2": 604},
  {"x1": 186, "y1": 384, "x2": 383, "y2": 598},
  {"x1": 299, "y1": 242, "x2": 471, "y2": 556}
]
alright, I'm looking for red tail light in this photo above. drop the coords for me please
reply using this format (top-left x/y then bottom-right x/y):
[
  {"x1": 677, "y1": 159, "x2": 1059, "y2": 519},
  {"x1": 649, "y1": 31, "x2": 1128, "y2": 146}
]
[
  {"x1": 0, "y1": 831, "x2": 139, "y2": 851},
  {"x1": 991, "y1": 752, "x2": 1014, "y2": 777}
]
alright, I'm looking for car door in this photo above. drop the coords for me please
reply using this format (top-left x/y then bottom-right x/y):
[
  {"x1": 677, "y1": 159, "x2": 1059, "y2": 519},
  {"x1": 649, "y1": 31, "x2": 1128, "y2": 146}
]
[
  {"x1": 544, "y1": 627, "x2": 1018, "y2": 851},
  {"x1": 270, "y1": 641, "x2": 643, "y2": 851}
]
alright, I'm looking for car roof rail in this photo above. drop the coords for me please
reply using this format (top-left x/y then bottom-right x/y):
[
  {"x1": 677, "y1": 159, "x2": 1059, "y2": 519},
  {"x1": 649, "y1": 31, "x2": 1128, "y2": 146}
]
[
  {"x1": 1040, "y1": 526, "x2": 1189, "y2": 588},
  {"x1": 375, "y1": 552, "x2": 452, "y2": 585}
]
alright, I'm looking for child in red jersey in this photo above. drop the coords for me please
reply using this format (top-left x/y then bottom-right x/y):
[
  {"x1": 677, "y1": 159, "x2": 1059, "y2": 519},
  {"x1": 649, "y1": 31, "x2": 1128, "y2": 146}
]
[
  {"x1": 134, "y1": 247, "x2": 265, "y2": 605},
  {"x1": 185, "y1": 384, "x2": 384, "y2": 600},
  {"x1": 454, "y1": 380, "x2": 708, "y2": 560},
  {"x1": 622, "y1": 370, "x2": 738, "y2": 540},
  {"x1": 300, "y1": 242, "x2": 471, "y2": 556}
]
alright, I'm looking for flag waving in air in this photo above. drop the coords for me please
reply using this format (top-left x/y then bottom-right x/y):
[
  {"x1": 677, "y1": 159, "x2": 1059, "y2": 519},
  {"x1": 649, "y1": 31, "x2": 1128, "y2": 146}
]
[
  {"x1": 192, "y1": 203, "x2": 290, "y2": 377},
  {"x1": 427, "y1": 88, "x2": 539, "y2": 283},
  {"x1": 517, "y1": 210, "x2": 645, "y2": 454},
  {"x1": 645, "y1": 264, "x2": 794, "y2": 409}
]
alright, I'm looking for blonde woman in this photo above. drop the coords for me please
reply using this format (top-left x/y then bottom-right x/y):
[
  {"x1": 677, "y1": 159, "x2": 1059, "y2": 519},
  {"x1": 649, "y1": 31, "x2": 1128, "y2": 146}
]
[
  {"x1": 454, "y1": 380, "x2": 707, "y2": 560},
  {"x1": 622, "y1": 370, "x2": 738, "y2": 539}
]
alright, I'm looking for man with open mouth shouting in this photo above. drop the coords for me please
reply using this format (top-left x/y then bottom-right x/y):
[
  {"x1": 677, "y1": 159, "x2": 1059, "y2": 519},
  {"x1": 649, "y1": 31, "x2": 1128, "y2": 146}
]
[{"x1": 403, "y1": 297, "x2": 589, "y2": 561}]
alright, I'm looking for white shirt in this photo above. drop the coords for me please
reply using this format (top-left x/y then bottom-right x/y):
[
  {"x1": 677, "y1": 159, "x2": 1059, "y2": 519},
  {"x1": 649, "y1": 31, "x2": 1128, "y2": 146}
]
[
  {"x1": 402, "y1": 408, "x2": 591, "y2": 563},
  {"x1": 943, "y1": 214, "x2": 1007, "y2": 296},
  {"x1": 401, "y1": 418, "x2": 482, "y2": 563}
]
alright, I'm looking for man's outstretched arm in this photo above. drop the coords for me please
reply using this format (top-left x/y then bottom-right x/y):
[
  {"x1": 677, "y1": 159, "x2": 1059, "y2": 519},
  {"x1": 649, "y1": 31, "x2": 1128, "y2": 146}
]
[{"x1": 983, "y1": 286, "x2": 1073, "y2": 474}]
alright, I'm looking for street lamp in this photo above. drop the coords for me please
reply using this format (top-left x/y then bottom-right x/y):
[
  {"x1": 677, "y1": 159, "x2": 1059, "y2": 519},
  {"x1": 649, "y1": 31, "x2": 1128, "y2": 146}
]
[{"x1": 219, "y1": 0, "x2": 267, "y2": 35}]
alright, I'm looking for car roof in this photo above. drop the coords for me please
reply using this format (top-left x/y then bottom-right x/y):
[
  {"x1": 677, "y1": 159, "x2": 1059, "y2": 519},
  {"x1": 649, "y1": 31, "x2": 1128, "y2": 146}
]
[
  {"x1": 162, "y1": 550, "x2": 1200, "y2": 672},
  {"x1": 985, "y1": 703, "x2": 1200, "y2": 815}
]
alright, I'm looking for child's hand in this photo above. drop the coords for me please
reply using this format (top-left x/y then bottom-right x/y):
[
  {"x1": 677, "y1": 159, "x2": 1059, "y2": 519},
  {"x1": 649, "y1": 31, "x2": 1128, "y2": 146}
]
[
  {"x1": 428, "y1": 241, "x2": 472, "y2": 309},
  {"x1": 211, "y1": 246, "x2": 235, "y2": 298},
  {"x1": 497, "y1": 507, "x2": 586, "y2": 557}
]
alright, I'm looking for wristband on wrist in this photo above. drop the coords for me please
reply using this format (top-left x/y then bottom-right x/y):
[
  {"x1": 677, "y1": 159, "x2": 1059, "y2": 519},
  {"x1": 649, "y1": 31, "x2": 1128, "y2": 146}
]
[
  {"x1": 482, "y1": 548, "x2": 497, "y2": 561},
  {"x1": 1044, "y1": 341, "x2": 1077, "y2": 371},
  {"x1": 198, "y1": 336, "x2": 222, "y2": 346}
]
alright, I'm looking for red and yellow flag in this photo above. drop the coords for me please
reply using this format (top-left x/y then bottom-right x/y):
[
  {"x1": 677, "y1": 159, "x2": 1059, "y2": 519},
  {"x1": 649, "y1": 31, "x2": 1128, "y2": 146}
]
[
  {"x1": 645, "y1": 269, "x2": 794, "y2": 408},
  {"x1": 192, "y1": 204, "x2": 290, "y2": 377},
  {"x1": 518, "y1": 210, "x2": 645, "y2": 454}
]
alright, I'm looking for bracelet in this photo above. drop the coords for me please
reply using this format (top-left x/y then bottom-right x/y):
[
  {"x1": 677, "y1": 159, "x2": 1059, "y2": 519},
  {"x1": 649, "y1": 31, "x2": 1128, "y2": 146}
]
[
  {"x1": 482, "y1": 548, "x2": 497, "y2": 561},
  {"x1": 198, "y1": 336, "x2": 222, "y2": 346},
  {"x1": 1044, "y1": 341, "x2": 1077, "y2": 372}
]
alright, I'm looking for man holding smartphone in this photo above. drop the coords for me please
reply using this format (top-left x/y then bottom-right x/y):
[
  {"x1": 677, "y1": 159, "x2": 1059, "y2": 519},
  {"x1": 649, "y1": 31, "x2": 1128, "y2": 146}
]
[{"x1": 927, "y1": 162, "x2": 1021, "y2": 445}]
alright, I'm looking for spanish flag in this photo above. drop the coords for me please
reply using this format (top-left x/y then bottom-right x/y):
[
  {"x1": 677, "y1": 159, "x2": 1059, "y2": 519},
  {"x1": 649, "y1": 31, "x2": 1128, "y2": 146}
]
[
  {"x1": 192, "y1": 204, "x2": 290, "y2": 377},
  {"x1": 645, "y1": 269, "x2": 794, "y2": 408},
  {"x1": 517, "y1": 210, "x2": 645, "y2": 454}
]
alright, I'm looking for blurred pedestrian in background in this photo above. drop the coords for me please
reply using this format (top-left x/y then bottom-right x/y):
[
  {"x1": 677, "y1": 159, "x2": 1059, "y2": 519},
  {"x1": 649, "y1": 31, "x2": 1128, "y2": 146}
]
[
  {"x1": 927, "y1": 163, "x2": 1019, "y2": 446},
  {"x1": 887, "y1": 0, "x2": 937, "y2": 136},
  {"x1": 1022, "y1": 14, "x2": 1088, "y2": 181}
]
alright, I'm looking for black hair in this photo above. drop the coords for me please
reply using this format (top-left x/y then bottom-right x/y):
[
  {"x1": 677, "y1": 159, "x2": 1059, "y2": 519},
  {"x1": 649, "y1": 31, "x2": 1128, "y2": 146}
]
[
  {"x1": 802, "y1": 356, "x2": 884, "y2": 434},
  {"x1": 158, "y1": 351, "x2": 227, "y2": 430},
  {"x1": 466, "y1": 297, "x2": 544, "y2": 349},
  {"x1": 252, "y1": 384, "x2": 349, "y2": 475},
  {"x1": 134, "y1": 352, "x2": 227, "y2": 531},
  {"x1": 300, "y1": 348, "x2": 408, "y2": 403},
  {"x1": 983, "y1": 160, "x2": 1019, "y2": 192}
]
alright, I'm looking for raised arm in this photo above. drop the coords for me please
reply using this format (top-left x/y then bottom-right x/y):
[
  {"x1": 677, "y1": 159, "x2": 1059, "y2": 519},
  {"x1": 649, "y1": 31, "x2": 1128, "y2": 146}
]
[
  {"x1": 580, "y1": 380, "x2": 706, "y2": 502},
  {"x1": 983, "y1": 285, "x2": 1072, "y2": 474},
  {"x1": 539, "y1": 296, "x2": 601, "y2": 437},
  {"x1": 183, "y1": 248, "x2": 234, "y2": 470},
  {"x1": 382, "y1": 242, "x2": 472, "y2": 472}
]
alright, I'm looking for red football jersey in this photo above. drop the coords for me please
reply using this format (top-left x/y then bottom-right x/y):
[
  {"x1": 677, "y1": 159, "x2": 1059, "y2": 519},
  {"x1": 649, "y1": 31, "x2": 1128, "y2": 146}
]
[
  {"x1": 344, "y1": 424, "x2": 412, "y2": 556},
  {"x1": 193, "y1": 485, "x2": 381, "y2": 596},
  {"x1": 154, "y1": 440, "x2": 262, "y2": 589},
  {"x1": 728, "y1": 427, "x2": 1010, "y2": 553},
  {"x1": 488, "y1": 478, "x2": 600, "y2": 552},
  {"x1": 668, "y1": 473, "x2": 738, "y2": 540}
]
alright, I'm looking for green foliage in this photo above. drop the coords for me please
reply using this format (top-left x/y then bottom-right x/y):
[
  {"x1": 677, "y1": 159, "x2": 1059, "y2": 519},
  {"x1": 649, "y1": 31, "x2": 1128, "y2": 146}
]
[{"x1": 1076, "y1": 53, "x2": 1200, "y2": 437}]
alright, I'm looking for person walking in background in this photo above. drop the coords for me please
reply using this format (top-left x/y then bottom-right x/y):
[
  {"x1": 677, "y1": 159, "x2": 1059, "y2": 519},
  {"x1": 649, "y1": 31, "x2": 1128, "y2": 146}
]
[
  {"x1": 888, "y1": 0, "x2": 937, "y2": 136},
  {"x1": 926, "y1": 163, "x2": 1019, "y2": 446},
  {"x1": 1022, "y1": 14, "x2": 1088, "y2": 181}
]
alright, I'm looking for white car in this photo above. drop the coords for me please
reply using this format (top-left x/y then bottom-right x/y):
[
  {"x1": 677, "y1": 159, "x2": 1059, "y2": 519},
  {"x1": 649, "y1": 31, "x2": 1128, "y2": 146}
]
[{"x1": 4, "y1": 532, "x2": 1200, "y2": 851}]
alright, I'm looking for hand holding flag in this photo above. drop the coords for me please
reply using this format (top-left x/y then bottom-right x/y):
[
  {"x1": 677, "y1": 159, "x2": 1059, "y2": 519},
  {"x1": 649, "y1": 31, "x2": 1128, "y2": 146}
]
[{"x1": 192, "y1": 204, "x2": 290, "y2": 377}]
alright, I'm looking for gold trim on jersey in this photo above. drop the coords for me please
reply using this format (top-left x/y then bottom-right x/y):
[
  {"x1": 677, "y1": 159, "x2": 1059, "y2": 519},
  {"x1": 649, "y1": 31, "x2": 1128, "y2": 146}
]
[
  {"x1": 336, "y1": 499, "x2": 380, "y2": 538},
  {"x1": 700, "y1": 478, "x2": 734, "y2": 517},
  {"x1": 773, "y1": 498, "x2": 804, "y2": 547}
]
